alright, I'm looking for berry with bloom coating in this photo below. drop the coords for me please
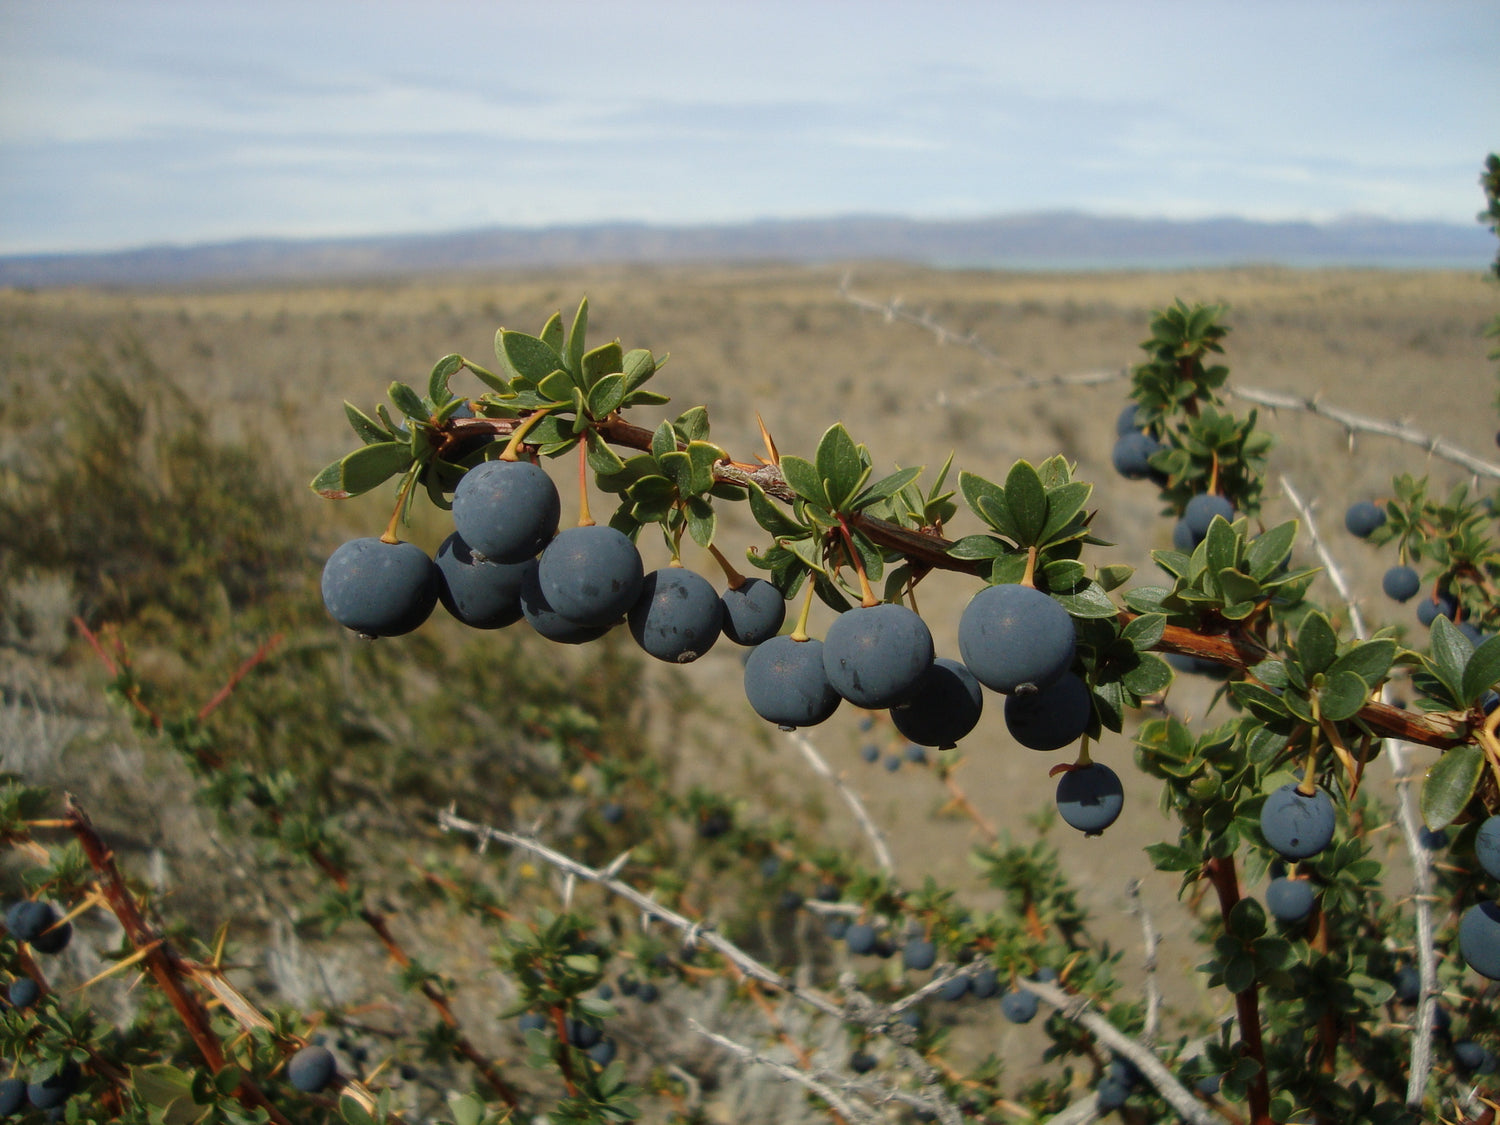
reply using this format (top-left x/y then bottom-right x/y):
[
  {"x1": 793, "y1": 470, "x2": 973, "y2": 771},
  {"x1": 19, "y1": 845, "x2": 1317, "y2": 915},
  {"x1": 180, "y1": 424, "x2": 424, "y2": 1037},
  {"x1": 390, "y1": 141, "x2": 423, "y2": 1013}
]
[
  {"x1": 1004, "y1": 671, "x2": 1092, "y2": 751},
  {"x1": 288, "y1": 1044, "x2": 337, "y2": 1093},
  {"x1": 719, "y1": 577, "x2": 787, "y2": 646},
  {"x1": 1460, "y1": 901, "x2": 1500, "y2": 980},
  {"x1": 743, "y1": 636, "x2": 841, "y2": 730},
  {"x1": 1260, "y1": 783, "x2": 1336, "y2": 860},
  {"x1": 1183, "y1": 493, "x2": 1235, "y2": 539},
  {"x1": 1055, "y1": 763, "x2": 1124, "y2": 835},
  {"x1": 628, "y1": 567, "x2": 723, "y2": 663},
  {"x1": 1344, "y1": 500, "x2": 1386, "y2": 538},
  {"x1": 959, "y1": 584, "x2": 1076, "y2": 695},
  {"x1": 822, "y1": 603, "x2": 934, "y2": 709},
  {"x1": 537, "y1": 525, "x2": 644, "y2": 627},
  {"x1": 1382, "y1": 565, "x2": 1421, "y2": 603},
  {"x1": 451, "y1": 458, "x2": 560, "y2": 564},
  {"x1": 1000, "y1": 989, "x2": 1039, "y2": 1024},
  {"x1": 902, "y1": 939, "x2": 937, "y2": 971},
  {"x1": 1476, "y1": 815, "x2": 1500, "y2": 880},
  {"x1": 434, "y1": 531, "x2": 529, "y2": 629},
  {"x1": 1265, "y1": 877, "x2": 1316, "y2": 924},
  {"x1": 1112, "y1": 431, "x2": 1161, "y2": 480},
  {"x1": 891, "y1": 657, "x2": 984, "y2": 748},
  {"x1": 321, "y1": 537, "x2": 441, "y2": 637}
]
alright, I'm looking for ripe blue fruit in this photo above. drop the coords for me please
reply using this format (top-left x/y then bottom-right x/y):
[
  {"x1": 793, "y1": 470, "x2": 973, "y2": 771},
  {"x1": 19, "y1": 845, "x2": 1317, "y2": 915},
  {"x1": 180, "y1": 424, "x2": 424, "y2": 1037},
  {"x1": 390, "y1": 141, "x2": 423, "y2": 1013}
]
[
  {"x1": 1417, "y1": 589, "x2": 1459, "y2": 626},
  {"x1": 287, "y1": 1044, "x2": 337, "y2": 1093},
  {"x1": 883, "y1": 753, "x2": 902, "y2": 772},
  {"x1": 537, "y1": 525, "x2": 645, "y2": 627},
  {"x1": 518, "y1": 1012, "x2": 549, "y2": 1034},
  {"x1": 1095, "y1": 1076, "x2": 1130, "y2": 1111},
  {"x1": 451, "y1": 459, "x2": 560, "y2": 564},
  {"x1": 902, "y1": 938, "x2": 936, "y2": 971},
  {"x1": 1392, "y1": 965, "x2": 1420, "y2": 1004},
  {"x1": 1055, "y1": 763, "x2": 1124, "y2": 835},
  {"x1": 519, "y1": 561, "x2": 613, "y2": 644},
  {"x1": 7, "y1": 977, "x2": 39, "y2": 1010},
  {"x1": 1115, "y1": 401, "x2": 1143, "y2": 436},
  {"x1": 891, "y1": 657, "x2": 984, "y2": 749},
  {"x1": 1454, "y1": 1039, "x2": 1497, "y2": 1074},
  {"x1": 1193, "y1": 1072, "x2": 1221, "y2": 1096},
  {"x1": 1418, "y1": 825, "x2": 1448, "y2": 850},
  {"x1": 566, "y1": 1018, "x2": 603, "y2": 1049},
  {"x1": 587, "y1": 1039, "x2": 618, "y2": 1066},
  {"x1": 719, "y1": 577, "x2": 787, "y2": 646},
  {"x1": 25, "y1": 1061, "x2": 78, "y2": 1110},
  {"x1": 938, "y1": 974, "x2": 970, "y2": 1001},
  {"x1": 1265, "y1": 877, "x2": 1316, "y2": 924},
  {"x1": 1183, "y1": 493, "x2": 1235, "y2": 539},
  {"x1": 743, "y1": 635, "x2": 841, "y2": 730},
  {"x1": 1344, "y1": 500, "x2": 1386, "y2": 538},
  {"x1": 1111, "y1": 431, "x2": 1161, "y2": 480},
  {"x1": 1259, "y1": 783, "x2": 1336, "y2": 860},
  {"x1": 1172, "y1": 519, "x2": 1200, "y2": 552},
  {"x1": 969, "y1": 967, "x2": 999, "y2": 999},
  {"x1": 1056, "y1": 768, "x2": 1128, "y2": 840},
  {"x1": 1476, "y1": 815, "x2": 1500, "y2": 880},
  {"x1": 434, "y1": 532, "x2": 528, "y2": 629},
  {"x1": 822, "y1": 603, "x2": 934, "y2": 709},
  {"x1": 959, "y1": 584, "x2": 1076, "y2": 695},
  {"x1": 1459, "y1": 901, "x2": 1500, "y2": 980},
  {"x1": 1382, "y1": 565, "x2": 1421, "y2": 603},
  {"x1": 849, "y1": 1050, "x2": 877, "y2": 1074},
  {"x1": 5, "y1": 901, "x2": 54, "y2": 943},
  {"x1": 628, "y1": 567, "x2": 723, "y2": 663},
  {"x1": 859, "y1": 743, "x2": 880, "y2": 763},
  {"x1": 845, "y1": 923, "x2": 878, "y2": 955},
  {"x1": 1000, "y1": 988, "x2": 1038, "y2": 1024},
  {"x1": 321, "y1": 537, "x2": 441, "y2": 637},
  {"x1": 0, "y1": 1078, "x2": 23, "y2": 1115},
  {"x1": 1004, "y1": 671, "x2": 1092, "y2": 751}
]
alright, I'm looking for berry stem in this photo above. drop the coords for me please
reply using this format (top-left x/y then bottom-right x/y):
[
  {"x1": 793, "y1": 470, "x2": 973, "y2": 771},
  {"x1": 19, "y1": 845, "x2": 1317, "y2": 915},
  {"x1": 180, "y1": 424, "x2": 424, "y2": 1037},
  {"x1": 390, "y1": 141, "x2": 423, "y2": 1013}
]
[
  {"x1": 1297, "y1": 704, "x2": 1322, "y2": 798},
  {"x1": 380, "y1": 465, "x2": 421, "y2": 544},
  {"x1": 1021, "y1": 545, "x2": 1038, "y2": 588},
  {"x1": 789, "y1": 579, "x2": 817, "y2": 643},
  {"x1": 708, "y1": 543, "x2": 747, "y2": 590},
  {"x1": 499, "y1": 405, "x2": 555, "y2": 461},
  {"x1": 576, "y1": 439, "x2": 595, "y2": 527}
]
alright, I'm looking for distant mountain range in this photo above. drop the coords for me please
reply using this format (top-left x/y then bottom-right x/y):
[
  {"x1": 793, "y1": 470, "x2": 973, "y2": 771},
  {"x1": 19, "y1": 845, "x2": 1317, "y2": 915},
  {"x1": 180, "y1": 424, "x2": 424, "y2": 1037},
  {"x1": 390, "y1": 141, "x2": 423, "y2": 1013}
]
[{"x1": 1, "y1": 212, "x2": 1492, "y2": 287}]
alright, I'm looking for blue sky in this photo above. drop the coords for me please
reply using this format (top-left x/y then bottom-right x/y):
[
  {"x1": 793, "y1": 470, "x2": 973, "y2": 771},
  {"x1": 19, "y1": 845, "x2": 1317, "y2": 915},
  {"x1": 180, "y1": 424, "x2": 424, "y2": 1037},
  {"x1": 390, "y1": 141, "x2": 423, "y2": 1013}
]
[{"x1": 1, "y1": 0, "x2": 1497, "y2": 255}]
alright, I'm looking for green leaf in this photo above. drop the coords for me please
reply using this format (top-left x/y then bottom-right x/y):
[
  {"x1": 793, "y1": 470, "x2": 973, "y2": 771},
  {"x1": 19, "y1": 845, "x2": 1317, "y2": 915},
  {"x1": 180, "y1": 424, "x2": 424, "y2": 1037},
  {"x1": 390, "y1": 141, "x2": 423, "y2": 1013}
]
[
  {"x1": 1039, "y1": 480, "x2": 1091, "y2": 544},
  {"x1": 564, "y1": 297, "x2": 589, "y2": 377},
  {"x1": 1004, "y1": 460, "x2": 1047, "y2": 545},
  {"x1": 1318, "y1": 669, "x2": 1370, "y2": 723},
  {"x1": 1421, "y1": 742, "x2": 1485, "y2": 830},
  {"x1": 340, "y1": 1095, "x2": 378, "y2": 1125},
  {"x1": 685, "y1": 441, "x2": 724, "y2": 497},
  {"x1": 1462, "y1": 634, "x2": 1500, "y2": 704},
  {"x1": 960, "y1": 471, "x2": 1010, "y2": 536},
  {"x1": 622, "y1": 347, "x2": 657, "y2": 391},
  {"x1": 344, "y1": 401, "x2": 390, "y2": 444},
  {"x1": 856, "y1": 466, "x2": 923, "y2": 508},
  {"x1": 1296, "y1": 613, "x2": 1338, "y2": 675},
  {"x1": 1096, "y1": 564, "x2": 1133, "y2": 592},
  {"x1": 1224, "y1": 953, "x2": 1257, "y2": 994},
  {"x1": 582, "y1": 340, "x2": 624, "y2": 389},
  {"x1": 1144, "y1": 842, "x2": 1199, "y2": 872},
  {"x1": 1217, "y1": 569, "x2": 1262, "y2": 605},
  {"x1": 747, "y1": 484, "x2": 805, "y2": 539},
  {"x1": 1203, "y1": 516, "x2": 1238, "y2": 578},
  {"x1": 651, "y1": 419, "x2": 678, "y2": 460},
  {"x1": 815, "y1": 423, "x2": 866, "y2": 511},
  {"x1": 585, "y1": 430, "x2": 626, "y2": 475},
  {"x1": 1246, "y1": 520, "x2": 1297, "y2": 579},
  {"x1": 587, "y1": 373, "x2": 628, "y2": 419},
  {"x1": 780, "y1": 455, "x2": 829, "y2": 509},
  {"x1": 388, "y1": 380, "x2": 427, "y2": 420},
  {"x1": 537, "y1": 368, "x2": 575, "y2": 404},
  {"x1": 1327, "y1": 640, "x2": 1396, "y2": 690},
  {"x1": 686, "y1": 496, "x2": 717, "y2": 548},
  {"x1": 310, "y1": 442, "x2": 414, "y2": 500},
  {"x1": 948, "y1": 534, "x2": 1006, "y2": 560},
  {"x1": 1122, "y1": 613, "x2": 1166, "y2": 651},
  {"x1": 1121, "y1": 653, "x2": 1173, "y2": 696},
  {"x1": 1427, "y1": 615, "x2": 1473, "y2": 702},
  {"x1": 675, "y1": 405, "x2": 711, "y2": 442},
  {"x1": 498, "y1": 329, "x2": 565, "y2": 383},
  {"x1": 428, "y1": 353, "x2": 464, "y2": 403},
  {"x1": 1227, "y1": 682, "x2": 1291, "y2": 723},
  {"x1": 1052, "y1": 581, "x2": 1119, "y2": 619},
  {"x1": 1227, "y1": 896, "x2": 1267, "y2": 940}
]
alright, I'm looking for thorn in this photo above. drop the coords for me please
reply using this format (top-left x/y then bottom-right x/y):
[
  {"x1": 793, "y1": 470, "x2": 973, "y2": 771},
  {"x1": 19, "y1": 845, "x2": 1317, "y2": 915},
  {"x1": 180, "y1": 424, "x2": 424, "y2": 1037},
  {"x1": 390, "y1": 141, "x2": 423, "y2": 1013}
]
[{"x1": 756, "y1": 413, "x2": 780, "y2": 466}]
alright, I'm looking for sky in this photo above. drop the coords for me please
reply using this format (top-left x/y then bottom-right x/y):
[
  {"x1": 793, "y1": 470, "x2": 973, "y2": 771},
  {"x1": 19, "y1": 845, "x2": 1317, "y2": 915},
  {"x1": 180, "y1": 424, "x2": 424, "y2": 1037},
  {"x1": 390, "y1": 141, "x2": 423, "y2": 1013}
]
[{"x1": 1, "y1": 0, "x2": 1497, "y2": 256}]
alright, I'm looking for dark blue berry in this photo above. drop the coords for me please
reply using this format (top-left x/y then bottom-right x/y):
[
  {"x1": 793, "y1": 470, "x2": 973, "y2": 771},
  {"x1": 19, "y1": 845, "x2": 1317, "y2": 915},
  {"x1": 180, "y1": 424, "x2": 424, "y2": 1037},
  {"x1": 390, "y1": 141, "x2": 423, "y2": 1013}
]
[
  {"x1": 959, "y1": 584, "x2": 1076, "y2": 695},
  {"x1": 719, "y1": 577, "x2": 787, "y2": 646},
  {"x1": 434, "y1": 531, "x2": 528, "y2": 629},
  {"x1": 287, "y1": 1045, "x2": 336, "y2": 1093},
  {"x1": 1055, "y1": 763, "x2": 1124, "y2": 835},
  {"x1": 1382, "y1": 565, "x2": 1421, "y2": 603},
  {"x1": 822, "y1": 603, "x2": 934, "y2": 709},
  {"x1": 1112, "y1": 431, "x2": 1161, "y2": 480},
  {"x1": 1259, "y1": 783, "x2": 1336, "y2": 860},
  {"x1": 1344, "y1": 500, "x2": 1386, "y2": 539},
  {"x1": 845, "y1": 923, "x2": 878, "y2": 955},
  {"x1": 1454, "y1": 1039, "x2": 1497, "y2": 1074},
  {"x1": 537, "y1": 525, "x2": 644, "y2": 627},
  {"x1": 849, "y1": 1049, "x2": 877, "y2": 1074},
  {"x1": 321, "y1": 537, "x2": 440, "y2": 637},
  {"x1": 1459, "y1": 901, "x2": 1500, "y2": 980},
  {"x1": 1115, "y1": 402, "x2": 1143, "y2": 436},
  {"x1": 859, "y1": 743, "x2": 880, "y2": 763},
  {"x1": 1418, "y1": 590, "x2": 1459, "y2": 627},
  {"x1": 7, "y1": 977, "x2": 39, "y2": 1010},
  {"x1": 1004, "y1": 671, "x2": 1092, "y2": 751},
  {"x1": 1183, "y1": 494, "x2": 1235, "y2": 539},
  {"x1": 902, "y1": 939, "x2": 936, "y2": 971},
  {"x1": 628, "y1": 567, "x2": 723, "y2": 663},
  {"x1": 0, "y1": 1078, "x2": 23, "y2": 1115},
  {"x1": 890, "y1": 657, "x2": 984, "y2": 748},
  {"x1": 25, "y1": 1061, "x2": 78, "y2": 1111},
  {"x1": 519, "y1": 560, "x2": 613, "y2": 643},
  {"x1": 587, "y1": 1039, "x2": 617, "y2": 1066},
  {"x1": 743, "y1": 635, "x2": 842, "y2": 730},
  {"x1": 1265, "y1": 877, "x2": 1315, "y2": 924},
  {"x1": 1000, "y1": 989, "x2": 1038, "y2": 1024},
  {"x1": 451, "y1": 458, "x2": 560, "y2": 564},
  {"x1": 1476, "y1": 815, "x2": 1500, "y2": 880}
]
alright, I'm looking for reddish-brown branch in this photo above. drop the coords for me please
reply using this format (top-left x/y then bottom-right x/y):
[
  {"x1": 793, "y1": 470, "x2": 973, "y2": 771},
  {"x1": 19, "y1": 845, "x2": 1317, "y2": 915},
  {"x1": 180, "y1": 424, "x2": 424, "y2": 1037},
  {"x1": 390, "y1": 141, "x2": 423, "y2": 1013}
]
[
  {"x1": 1203, "y1": 855, "x2": 1272, "y2": 1125},
  {"x1": 65, "y1": 796, "x2": 295, "y2": 1125}
]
